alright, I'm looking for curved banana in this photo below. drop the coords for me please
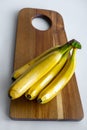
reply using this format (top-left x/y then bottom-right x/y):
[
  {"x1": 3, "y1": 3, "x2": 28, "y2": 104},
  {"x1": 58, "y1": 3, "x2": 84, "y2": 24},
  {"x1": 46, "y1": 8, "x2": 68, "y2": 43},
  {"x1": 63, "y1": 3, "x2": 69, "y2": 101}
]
[
  {"x1": 12, "y1": 39, "x2": 81, "y2": 80},
  {"x1": 37, "y1": 48, "x2": 78, "y2": 104},
  {"x1": 25, "y1": 51, "x2": 69, "y2": 100}
]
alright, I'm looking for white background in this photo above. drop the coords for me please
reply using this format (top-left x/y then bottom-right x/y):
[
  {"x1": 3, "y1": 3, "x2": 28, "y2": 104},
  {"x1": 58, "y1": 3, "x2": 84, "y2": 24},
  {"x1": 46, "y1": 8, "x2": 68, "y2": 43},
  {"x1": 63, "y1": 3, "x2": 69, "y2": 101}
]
[{"x1": 0, "y1": 0, "x2": 87, "y2": 129}]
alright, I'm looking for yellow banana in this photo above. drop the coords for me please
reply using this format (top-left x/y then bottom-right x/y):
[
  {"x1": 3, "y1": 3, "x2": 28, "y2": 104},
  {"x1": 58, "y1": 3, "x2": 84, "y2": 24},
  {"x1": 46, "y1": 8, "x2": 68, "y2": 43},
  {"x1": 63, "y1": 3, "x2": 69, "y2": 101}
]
[
  {"x1": 12, "y1": 39, "x2": 79, "y2": 80},
  {"x1": 12, "y1": 45, "x2": 60, "y2": 80},
  {"x1": 25, "y1": 51, "x2": 69, "y2": 100},
  {"x1": 8, "y1": 39, "x2": 81, "y2": 100},
  {"x1": 37, "y1": 48, "x2": 79, "y2": 104}
]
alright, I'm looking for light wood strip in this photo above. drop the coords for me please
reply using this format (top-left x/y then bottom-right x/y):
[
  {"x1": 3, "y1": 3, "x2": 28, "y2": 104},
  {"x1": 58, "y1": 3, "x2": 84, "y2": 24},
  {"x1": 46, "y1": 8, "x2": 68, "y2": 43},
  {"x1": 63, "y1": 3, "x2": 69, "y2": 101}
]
[{"x1": 56, "y1": 92, "x2": 64, "y2": 119}]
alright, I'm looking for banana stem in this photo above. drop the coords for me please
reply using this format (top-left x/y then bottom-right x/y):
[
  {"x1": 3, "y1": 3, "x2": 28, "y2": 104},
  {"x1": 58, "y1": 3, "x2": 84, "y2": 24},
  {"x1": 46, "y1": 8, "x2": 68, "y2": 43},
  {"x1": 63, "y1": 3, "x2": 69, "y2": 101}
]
[
  {"x1": 71, "y1": 39, "x2": 82, "y2": 49},
  {"x1": 58, "y1": 39, "x2": 81, "y2": 54}
]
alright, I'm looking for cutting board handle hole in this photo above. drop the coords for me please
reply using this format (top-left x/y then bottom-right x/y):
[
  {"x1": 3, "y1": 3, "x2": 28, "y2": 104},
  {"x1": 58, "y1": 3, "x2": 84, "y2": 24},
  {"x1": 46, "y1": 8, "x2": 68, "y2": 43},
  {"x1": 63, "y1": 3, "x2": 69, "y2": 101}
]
[{"x1": 32, "y1": 15, "x2": 52, "y2": 31}]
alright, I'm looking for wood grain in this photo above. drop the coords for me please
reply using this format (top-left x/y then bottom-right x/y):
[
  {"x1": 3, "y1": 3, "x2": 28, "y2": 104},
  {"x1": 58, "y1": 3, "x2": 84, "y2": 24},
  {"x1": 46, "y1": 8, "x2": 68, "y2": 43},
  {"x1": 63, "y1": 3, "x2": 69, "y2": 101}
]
[{"x1": 9, "y1": 8, "x2": 84, "y2": 120}]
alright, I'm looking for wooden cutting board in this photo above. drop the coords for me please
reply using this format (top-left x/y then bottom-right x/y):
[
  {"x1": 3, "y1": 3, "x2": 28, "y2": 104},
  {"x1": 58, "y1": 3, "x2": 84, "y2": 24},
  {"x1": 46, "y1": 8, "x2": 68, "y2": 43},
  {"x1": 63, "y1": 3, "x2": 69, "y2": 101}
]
[{"x1": 9, "y1": 8, "x2": 84, "y2": 120}]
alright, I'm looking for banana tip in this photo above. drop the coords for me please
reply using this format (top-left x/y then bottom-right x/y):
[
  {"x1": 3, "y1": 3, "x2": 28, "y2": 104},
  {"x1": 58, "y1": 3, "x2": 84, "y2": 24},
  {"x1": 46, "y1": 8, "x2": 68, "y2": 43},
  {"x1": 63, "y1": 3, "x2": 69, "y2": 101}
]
[
  {"x1": 37, "y1": 98, "x2": 42, "y2": 103},
  {"x1": 12, "y1": 77, "x2": 16, "y2": 81},
  {"x1": 26, "y1": 94, "x2": 31, "y2": 99},
  {"x1": 8, "y1": 93, "x2": 12, "y2": 99}
]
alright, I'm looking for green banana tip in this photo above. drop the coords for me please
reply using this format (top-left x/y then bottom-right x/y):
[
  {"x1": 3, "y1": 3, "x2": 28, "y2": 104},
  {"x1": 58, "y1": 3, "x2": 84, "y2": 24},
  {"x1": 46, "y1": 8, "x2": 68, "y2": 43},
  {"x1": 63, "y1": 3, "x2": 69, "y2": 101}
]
[{"x1": 69, "y1": 39, "x2": 82, "y2": 49}]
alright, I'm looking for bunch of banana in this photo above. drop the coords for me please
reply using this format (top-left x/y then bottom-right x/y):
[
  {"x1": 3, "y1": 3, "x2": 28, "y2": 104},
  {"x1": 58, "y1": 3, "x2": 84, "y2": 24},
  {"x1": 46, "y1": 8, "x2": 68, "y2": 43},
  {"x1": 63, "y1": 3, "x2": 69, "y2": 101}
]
[{"x1": 8, "y1": 39, "x2": 81, "y2": 103}]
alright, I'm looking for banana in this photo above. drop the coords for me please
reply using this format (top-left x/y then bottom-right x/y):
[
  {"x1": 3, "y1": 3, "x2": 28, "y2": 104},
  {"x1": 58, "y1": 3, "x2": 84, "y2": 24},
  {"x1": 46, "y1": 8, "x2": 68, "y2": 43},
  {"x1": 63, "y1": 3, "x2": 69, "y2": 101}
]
[
  {"x1": 37, "y1": 48, "x2": 80, "y2": 104},
  {"x1": 8, "y1": 39, "x2": 81, "y2": 100},
  {"x1": 12, "y1": 45, "x2": 60, "y2": 80},
  {"x1": 12, "y1": 39, "x2": 80, "y2": 80},
  {"x1": 25, "y1": 51, "x2": 69, "y2": 100}
]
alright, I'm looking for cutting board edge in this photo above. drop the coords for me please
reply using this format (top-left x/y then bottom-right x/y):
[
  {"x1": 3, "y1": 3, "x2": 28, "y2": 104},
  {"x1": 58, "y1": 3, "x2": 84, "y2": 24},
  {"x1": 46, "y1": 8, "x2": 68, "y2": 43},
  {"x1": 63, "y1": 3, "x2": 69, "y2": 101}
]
[{"x1": 9, "y1": 114, "x2": 84, "y2": 121}]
